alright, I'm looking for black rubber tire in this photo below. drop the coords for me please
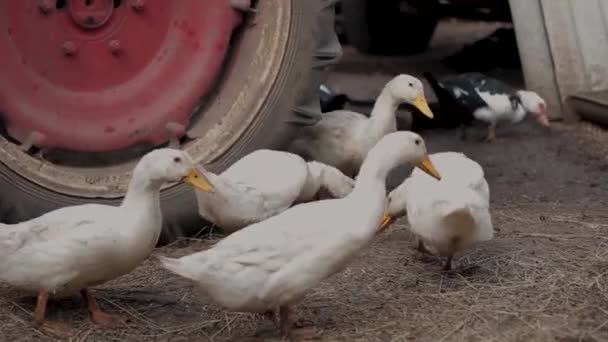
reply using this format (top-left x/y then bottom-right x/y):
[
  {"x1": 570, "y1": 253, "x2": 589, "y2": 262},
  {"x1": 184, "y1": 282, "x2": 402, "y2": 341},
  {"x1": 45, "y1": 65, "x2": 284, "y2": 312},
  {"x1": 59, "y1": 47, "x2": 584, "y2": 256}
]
[
  {"x1": 341, "y1": 0, "x2": 439, "y2": 55},
  {"x1": 0, "y1": 0, "x2": 341, "y2": 244}
]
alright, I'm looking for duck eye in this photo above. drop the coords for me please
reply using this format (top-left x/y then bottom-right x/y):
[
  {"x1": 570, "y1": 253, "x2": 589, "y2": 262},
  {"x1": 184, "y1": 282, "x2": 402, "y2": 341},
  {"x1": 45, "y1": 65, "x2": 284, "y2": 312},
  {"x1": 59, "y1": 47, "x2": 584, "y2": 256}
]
[
  {"x1": 173, "y1": 157, "x2": 182, "y2": 163},
  {"x1": 409, "y1": 82, "x2": 414, "y2": 87},
  {"x1": 415, "y1": 139, "x2": 421, "y2": 146}
]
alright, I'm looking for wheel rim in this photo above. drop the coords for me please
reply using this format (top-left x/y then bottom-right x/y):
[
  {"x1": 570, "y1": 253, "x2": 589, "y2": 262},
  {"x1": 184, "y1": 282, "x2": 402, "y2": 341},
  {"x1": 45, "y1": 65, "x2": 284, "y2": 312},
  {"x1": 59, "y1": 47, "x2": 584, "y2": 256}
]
[
  {"x1": 0, "y1": 0, "x2": 293, "y2": 198},
  {"x1": 0, "y1": 0, "x2": 239, "y2": 151}
]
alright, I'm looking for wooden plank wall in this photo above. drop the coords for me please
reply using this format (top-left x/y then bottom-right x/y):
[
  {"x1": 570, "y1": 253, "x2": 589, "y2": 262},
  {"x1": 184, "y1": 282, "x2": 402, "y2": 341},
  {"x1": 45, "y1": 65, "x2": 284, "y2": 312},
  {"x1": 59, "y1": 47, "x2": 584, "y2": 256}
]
[{"x1": 509, "y1": 0, "x2": 608, "y2": 121}]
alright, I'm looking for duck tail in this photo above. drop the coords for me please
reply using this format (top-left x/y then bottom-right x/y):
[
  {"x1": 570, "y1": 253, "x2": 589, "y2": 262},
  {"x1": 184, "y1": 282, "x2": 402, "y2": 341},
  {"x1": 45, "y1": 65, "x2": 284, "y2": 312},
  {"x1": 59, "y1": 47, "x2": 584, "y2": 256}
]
[
  {"x1": 442, "y1": 205, "x2": 476, "y2": 237},
  {"x1": 307, "y1": 161, "x2": 355, "y2": 199},
  {"x1": 424, "y1": 71, "x2": 455, "y2": 106},
  {"x1": 423, "y1": 72, "x2": 476, "y2": 128},
  {"x1": 157, "y1": 256, "x2": 195, "y2": 280},
  {"x1": 423, "y1": 72, "x2": 444, "y2": 95}
]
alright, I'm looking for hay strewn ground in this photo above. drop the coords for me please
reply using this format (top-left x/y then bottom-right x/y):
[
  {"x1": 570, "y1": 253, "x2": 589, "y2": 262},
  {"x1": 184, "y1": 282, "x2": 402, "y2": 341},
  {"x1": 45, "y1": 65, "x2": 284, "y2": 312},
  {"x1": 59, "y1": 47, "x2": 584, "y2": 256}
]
[
  {"x1": 2, "y1": 122, "x2": 608, "y2": 342},
  {"x1": 2, "y1": 202, "x2": 608, "y2": 341}
]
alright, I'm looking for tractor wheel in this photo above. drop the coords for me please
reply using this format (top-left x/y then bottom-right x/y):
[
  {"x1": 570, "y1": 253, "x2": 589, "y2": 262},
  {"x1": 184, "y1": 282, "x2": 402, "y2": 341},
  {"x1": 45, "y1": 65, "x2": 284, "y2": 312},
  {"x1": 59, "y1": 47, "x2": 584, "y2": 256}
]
[{"x1": 0, "y1": 0, "x2": 341, "y2": 243}]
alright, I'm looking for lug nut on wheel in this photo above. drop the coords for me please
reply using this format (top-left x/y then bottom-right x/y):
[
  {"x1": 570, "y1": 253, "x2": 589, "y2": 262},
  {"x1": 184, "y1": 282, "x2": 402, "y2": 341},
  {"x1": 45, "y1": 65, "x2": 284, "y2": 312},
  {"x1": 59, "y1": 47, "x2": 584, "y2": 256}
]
[
  {"x1": 131, "y1": 0, "x2": 145, "y2": 12},
  {"x1": 109, "y1": 40, "x2": 122, "y2": 55},
  {"x1": 61, "y1": 41, "x2": 78, "y2": 56},
  {"x1": 38, "y1": 0, "x2": 53, "y2": 15}
]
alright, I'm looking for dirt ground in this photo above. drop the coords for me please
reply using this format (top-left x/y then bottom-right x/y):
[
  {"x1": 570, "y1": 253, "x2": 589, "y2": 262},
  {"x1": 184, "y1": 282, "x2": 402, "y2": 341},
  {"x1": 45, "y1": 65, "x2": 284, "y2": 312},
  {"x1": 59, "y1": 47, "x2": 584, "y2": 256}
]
[{"x1": 2, "y1": 20, "x2": 608, "y2": 342}]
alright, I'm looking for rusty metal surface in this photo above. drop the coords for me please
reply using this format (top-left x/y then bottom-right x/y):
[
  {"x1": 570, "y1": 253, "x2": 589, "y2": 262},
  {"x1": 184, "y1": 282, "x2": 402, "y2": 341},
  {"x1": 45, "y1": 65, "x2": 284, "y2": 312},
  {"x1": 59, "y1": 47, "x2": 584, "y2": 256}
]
[
  {"x1": 0, "y1": 0, "x2": 293, "y2": 198},
  {"x1": 0, "y1": 0, "x2": 240, "y2": 151}
]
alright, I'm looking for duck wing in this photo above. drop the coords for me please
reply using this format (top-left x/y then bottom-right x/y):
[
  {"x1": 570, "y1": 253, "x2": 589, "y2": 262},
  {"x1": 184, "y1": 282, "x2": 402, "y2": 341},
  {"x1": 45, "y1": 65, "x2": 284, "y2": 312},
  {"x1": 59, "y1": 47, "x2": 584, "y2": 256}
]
[
  {"x1": 220, "y1": 150, "x2": 309, "y2": 205},
  {"x1": 424, "y1": 72, "x2": 475, "y2": 126}
]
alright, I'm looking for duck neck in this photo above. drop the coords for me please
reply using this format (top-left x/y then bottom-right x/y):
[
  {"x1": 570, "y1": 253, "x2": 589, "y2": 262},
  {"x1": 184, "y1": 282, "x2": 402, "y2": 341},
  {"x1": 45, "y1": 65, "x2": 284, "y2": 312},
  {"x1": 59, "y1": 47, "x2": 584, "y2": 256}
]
[
  {"x1": 368, "y1": 89, "x2": 399, "y2": 141},
  {"x1": 346, "y1": 147, "x2": 399, "y2": 239},
  {"x1": 121, "y1": 168, "x2": 163, "y2": 210},
  {"x1": 117, "y1": 167, "x2": 164, "y2": 252},
  {"x1": 352, "y1": 150, "x2": 394, "y2": 196},
  {"x1": 350, "y1": 147, "x2": 397, "y2": 215},
  {"x1": 512, "y1": 91, "x2": 528, "y2": 122},
  {"x1": 511, "y1": 103, "x2": 527, "y2": 123}
]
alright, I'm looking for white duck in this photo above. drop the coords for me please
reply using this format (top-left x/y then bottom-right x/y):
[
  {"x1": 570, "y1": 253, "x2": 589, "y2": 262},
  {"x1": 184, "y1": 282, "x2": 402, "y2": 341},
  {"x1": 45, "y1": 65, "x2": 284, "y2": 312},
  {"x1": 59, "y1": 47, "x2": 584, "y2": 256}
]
[
  {"x1": 379, "y1": 152, "x2": 493, "y2": 270},
  {"x1": 195, "y1": 149, "x2": 354, "y2": 234},
  {"x1": 0, "y1": 149, "x2": 213, "y2": 329},
  {"x1": 288, "y1": 74, "x2": 434, "y2": 177},
  {"x1": 159, "y1": 132, "x2": 441, "y2": 336}
]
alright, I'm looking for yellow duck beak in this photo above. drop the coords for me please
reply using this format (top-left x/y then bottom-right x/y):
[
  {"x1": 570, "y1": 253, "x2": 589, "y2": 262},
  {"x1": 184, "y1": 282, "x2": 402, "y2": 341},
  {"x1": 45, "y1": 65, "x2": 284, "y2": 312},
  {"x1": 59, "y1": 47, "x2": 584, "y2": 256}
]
[
  {"x1": 412, "y1": 94, "x2": 434, "y2": 119},
  {"x1": 183, "y1": 168, "x2": 214, "y2": 192},
  {"x1": 417, "y1": 156, "x2": 441, "y2": 180},
  {"x1": 377, "y1": 214, "x2": 396, "y2": 234}
]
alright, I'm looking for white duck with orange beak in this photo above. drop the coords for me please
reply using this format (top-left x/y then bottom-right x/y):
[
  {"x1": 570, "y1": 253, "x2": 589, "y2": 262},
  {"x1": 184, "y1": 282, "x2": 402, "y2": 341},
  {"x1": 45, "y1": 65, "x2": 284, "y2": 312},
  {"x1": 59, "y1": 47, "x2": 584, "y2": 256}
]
[
  {"x1": 380, "y1": 151, "x2": 493, "y2": 271},
  {"x1": 0, "y1": 149, "x2": 214, "y2": 332},
  {"x1": 289, "y1": 74, "x2": 434, "y2": 177},
  {"x1": 195, "y1": 149, "x2": 355, "y2": 234}
]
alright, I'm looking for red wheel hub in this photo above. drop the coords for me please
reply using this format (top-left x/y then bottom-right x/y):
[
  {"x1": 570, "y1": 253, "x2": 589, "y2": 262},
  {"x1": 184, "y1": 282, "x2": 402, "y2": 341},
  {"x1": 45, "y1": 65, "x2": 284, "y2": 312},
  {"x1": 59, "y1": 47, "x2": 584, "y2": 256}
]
[{"x1": 0, "y1": 0, "x2": 241, "y2": 152}]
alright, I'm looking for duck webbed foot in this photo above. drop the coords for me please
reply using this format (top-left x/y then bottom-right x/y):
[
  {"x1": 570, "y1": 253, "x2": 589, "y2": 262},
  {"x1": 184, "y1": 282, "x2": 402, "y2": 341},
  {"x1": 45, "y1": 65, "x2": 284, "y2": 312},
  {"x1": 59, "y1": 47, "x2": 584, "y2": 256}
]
[{"x1": 81, "y1": 289, "x2": 129, "y2": 327}]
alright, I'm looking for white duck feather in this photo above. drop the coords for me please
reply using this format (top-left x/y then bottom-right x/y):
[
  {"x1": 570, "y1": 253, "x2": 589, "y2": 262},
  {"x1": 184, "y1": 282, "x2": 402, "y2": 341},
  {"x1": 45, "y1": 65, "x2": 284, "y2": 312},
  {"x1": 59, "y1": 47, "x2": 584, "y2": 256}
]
[
  {"x1": 195, "y1": 149, "x2": 354, "y2": 233},
  {"x1": 383, "y1": 151, "x2": 493, "y2": 270},
  {"x1": 160, "y1": 131, "x2": 441, "y2": 335}
]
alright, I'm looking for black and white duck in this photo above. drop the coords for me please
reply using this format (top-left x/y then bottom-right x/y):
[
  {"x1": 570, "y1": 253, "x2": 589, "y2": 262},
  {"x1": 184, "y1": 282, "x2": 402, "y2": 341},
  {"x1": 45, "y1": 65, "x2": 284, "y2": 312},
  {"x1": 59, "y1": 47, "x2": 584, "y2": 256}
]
[{"x1": 423, "y1": 72, "x2": 550, "y2": 142}]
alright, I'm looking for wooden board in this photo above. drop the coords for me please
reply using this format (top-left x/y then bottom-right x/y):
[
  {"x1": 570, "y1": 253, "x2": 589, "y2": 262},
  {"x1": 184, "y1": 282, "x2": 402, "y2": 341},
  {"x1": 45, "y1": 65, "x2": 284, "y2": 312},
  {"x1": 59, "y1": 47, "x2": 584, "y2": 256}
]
[
  {"x1": 509, "y1": 0, "x2": 608, "y2": 121},
  {"x1": 570, "y1": 90, "x2": 608, "y2": 126}
]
